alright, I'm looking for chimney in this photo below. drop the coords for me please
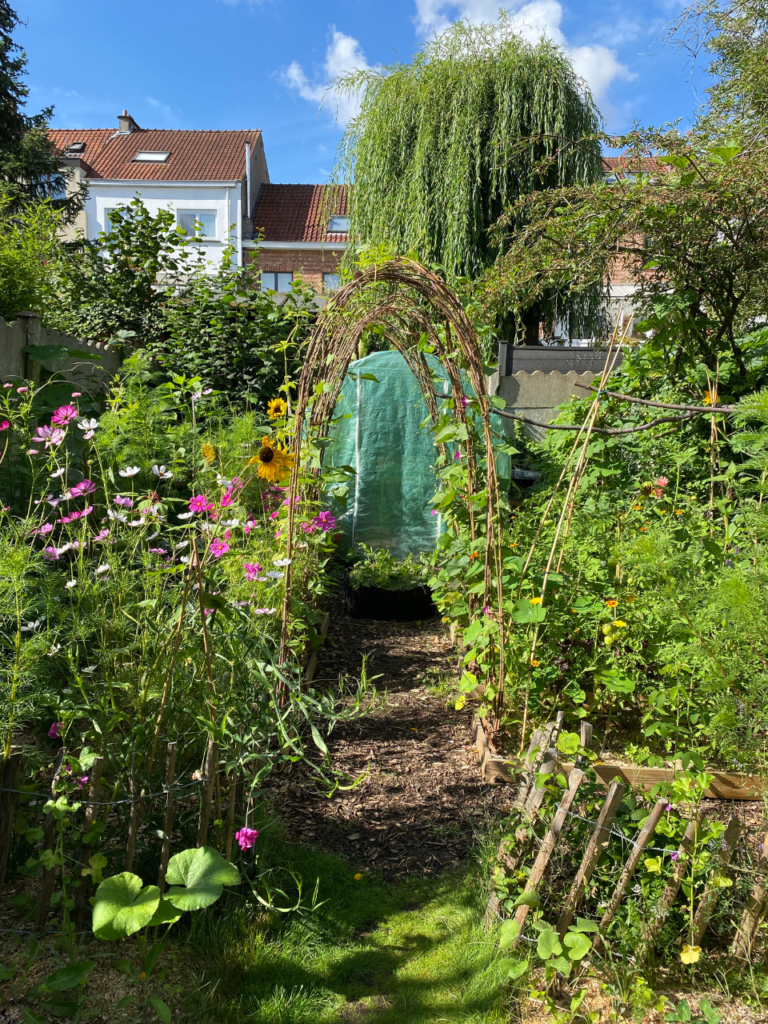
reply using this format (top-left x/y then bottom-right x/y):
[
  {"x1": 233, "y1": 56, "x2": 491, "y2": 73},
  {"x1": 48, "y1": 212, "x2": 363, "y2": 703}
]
[{"x1": 117, "y1": 110, "x2": 141, "y2": 133}]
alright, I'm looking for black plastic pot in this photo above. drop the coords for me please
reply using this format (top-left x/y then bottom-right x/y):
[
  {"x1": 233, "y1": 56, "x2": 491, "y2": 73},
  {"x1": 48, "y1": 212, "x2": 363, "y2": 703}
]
[{"x1": 343, "y1": 574, "x2": 437, "y2": 621}]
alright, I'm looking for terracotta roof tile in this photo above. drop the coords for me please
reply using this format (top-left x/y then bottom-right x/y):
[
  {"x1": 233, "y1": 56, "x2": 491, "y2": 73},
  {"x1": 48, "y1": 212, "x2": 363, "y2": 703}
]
[
  {"x1": 602, "y1": 155, "x2": 662, "y2": 176},
  {"x1": 252, "y1": 184, "x2": 349, "y2": 243},
  {"x1": 48, "y1": 128, "x2": 261, "y2": 181}
]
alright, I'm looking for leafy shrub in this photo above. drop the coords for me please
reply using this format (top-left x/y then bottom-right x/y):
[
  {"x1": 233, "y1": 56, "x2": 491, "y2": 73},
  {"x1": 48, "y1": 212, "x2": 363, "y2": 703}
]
[{"x1": 348, "y1": 544, "x2": 432, "y2": 591}]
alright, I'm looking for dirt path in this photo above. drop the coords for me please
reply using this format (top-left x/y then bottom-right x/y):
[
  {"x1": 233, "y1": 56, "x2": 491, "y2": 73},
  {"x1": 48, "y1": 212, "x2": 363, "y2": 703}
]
[{"x1": 274, "y1": 595, "x2": 512, "y2": 877}]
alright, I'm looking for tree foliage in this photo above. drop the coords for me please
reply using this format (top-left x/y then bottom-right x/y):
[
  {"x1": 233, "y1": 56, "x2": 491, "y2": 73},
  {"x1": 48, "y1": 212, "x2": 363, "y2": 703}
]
[{"x1": 334, "y1": 18, "x2": 603, "y2": 296}]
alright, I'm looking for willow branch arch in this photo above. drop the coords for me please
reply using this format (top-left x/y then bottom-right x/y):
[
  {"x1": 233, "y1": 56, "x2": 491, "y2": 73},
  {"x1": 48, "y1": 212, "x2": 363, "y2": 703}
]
[{"x1": 278, "y1": 258, "x2": 508, "y2": 722}]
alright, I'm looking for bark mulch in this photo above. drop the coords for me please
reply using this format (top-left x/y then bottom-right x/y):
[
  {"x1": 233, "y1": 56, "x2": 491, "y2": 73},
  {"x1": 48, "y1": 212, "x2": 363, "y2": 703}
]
[{"x1": 271, "y1": 596, "x2": 513, "y2": 878}]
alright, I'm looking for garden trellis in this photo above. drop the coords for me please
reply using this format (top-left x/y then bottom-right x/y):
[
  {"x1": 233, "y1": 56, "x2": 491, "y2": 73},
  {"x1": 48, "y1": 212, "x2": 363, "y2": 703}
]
[{"x1": 277, "y1": 258, "x2": 510, "y2": 723}]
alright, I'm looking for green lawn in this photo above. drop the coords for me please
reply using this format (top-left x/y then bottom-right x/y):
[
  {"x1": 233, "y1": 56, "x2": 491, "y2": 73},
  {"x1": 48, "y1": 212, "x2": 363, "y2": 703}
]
[{"x1": 188, "y1": 827, "x2": 516, "y2": 1024}]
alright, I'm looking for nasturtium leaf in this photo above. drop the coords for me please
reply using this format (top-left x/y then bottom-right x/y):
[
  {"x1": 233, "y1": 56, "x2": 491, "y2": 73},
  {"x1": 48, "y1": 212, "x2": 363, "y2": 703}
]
[
  {"x1": 563, "y1": 930, "x2": 591, "y2": 960},
  {"x1": 499, "y1": 919, "x2": 521, "y2": 948},
  {"x1": 536, "y1": 927, "x2": 562, "y2": 960},
  {"x1": 498, "y1": 957, "x2": 529, "y2": 979},
  {"x1": 165, "y1": 846, "x2": 240, "y2": 912},
  {"x1": 92, "y1": 874, "x2": 161, "y2": 940},
  {"x1": 148, "y1": 898, "x2": 183, "y2": 927},
  {"x1": 573, "y1": 917, "x2": 599, "y2": 933},
  {"x1": 550, "y1": 955, "x2": 572, "y2": 977},
  {"x1": 556, "y1": 732, "x2": 580, "y2": 756},
  {"x1": 512, "y1": 890, "x2": 541, "y2": 910}
]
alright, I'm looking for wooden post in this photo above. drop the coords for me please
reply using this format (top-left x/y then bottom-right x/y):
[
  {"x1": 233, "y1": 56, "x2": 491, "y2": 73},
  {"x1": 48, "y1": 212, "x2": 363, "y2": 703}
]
[
  {"x1": 34, "y1": 748, "x2": 66, "y2": 933},
  {"x1": 157, "y1": 742, "x2": 177, "y2": 893},
  {"x1": 196, "y1": 738, "x2": 218, "y2": 848},
  {"x1": 557, "y1": 779, "x2": 626, "y2": 939},
  {"x1": 732, "y1": 833, "x2": 768, "y2": 958},
  {"x1": 125, "y1": 754, "x2": 140, "y2": 872},
  {"x1": 690, "y1": 816, "x2": 742, "y2": 947},
  {"x1": 512, "y1": 769, "x2": 587, "y2": 944},
  {"x1": 224, "y1": 773, "x2": 240, "y2": 862},
  {"x1": 525, "y1": 744, "x2": 558, "y2": 814},
  {"x1": 0, "y1": 751, "x2": 22, "y2": 890},
  {"x1": 642, "y1": 811, "x2": 702, "y2": 952},
  {"x1": 73, "y1": 757, "x2": 103, "y2": 932},
  {"x1": 593, "y1": 797, "x2": 667, "y2": 954}
]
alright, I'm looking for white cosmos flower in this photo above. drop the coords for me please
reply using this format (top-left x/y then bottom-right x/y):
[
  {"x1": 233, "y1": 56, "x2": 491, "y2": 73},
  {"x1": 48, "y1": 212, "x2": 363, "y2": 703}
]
[
  {"x1": 177, "y1": 511, "x2": 195, "y2": 520},
  {"x1": 216, "y1": 474, "x2": 233, "y2": 488},
  {"x1": 174, "y1": 541, "x2": 190, "y2": 551},
  {"x1": 47, "y1": 643, "x2": 62, "y2": 656},
  {"x1": 254, "y1": 607, "x2": 276, "y2": 615},
  {"x1": 57, "y1": 542, "x2": 73, "y2": 554},
  {"x1": 65, "y1": 579, "x2": 77, "y2": 589},
  {"x1": 119, "y1": 466, "x2": 140, "y2": 478},
  {"x1": 108, "y1": 510, "x2": 127, "y2": 522},
  {"x1": 273, "y1": 558, "x2": 291, "y2": 567},
  {"x1": 152, "y1": 464, "x2": 173, "y2": 480},
  {"x1": 266, "y1": 571, "x2": 284, "y2": 579},
  {"x1": 179, "y1": 555, "x2": 191, "y2": 564},
  {"x1": 222, "y1": 518, "x2": 240, "y2": 527},
  {"x1": 147, "y1": 530, "x2": 159, "y2": 540},
  {"x1": 78, "y1": 418, "x2": 98, "y2": 431},
  {"x1": 50, "y1": 468, "x2": 65, "y2": 479},
  {"x1": 95, "y1": 564, "x2": 110, "y2": 575},
  {"x1": 129, "y1": 517, "x2": 147, "y2": 527},
  {"x1": 21, "y1": 620, "x2": 41, "y2": 632}
]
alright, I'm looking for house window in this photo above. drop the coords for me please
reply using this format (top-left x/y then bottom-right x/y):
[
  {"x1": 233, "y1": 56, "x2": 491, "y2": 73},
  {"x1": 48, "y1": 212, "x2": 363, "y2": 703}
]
[
  {"x1": 323, "y1": 273, "x2": 341, "y2": 292},
  {"x1": 133, "y1": 151, "x2": 170, "y2": 162},
  {"x1": 260, "y1": 272, "x2": 293, "y2": 292},
  {"x1": 178, "y1": 211, "x2": 217, "y2": 239},
  {"x1": 328, "y1": 216, "x2": 350, "y2": 233}
]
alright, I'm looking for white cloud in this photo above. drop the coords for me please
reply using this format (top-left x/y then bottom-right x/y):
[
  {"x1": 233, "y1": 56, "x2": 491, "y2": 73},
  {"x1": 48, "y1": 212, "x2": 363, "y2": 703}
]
[
  {"x1": 282, "y1": 28, "x2": 373, "y2": 124},
  {"x1": 413, "y1": 0, "x2": 635, "y2": 104},
  {"x1": 146, "y1": 96, "x2": 180, "y2": 126}
]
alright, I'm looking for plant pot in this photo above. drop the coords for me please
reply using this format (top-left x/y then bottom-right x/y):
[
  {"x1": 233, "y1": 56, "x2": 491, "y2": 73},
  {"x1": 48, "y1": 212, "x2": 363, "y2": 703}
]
[{"x1": 343, "y1": 574, "x2": 437, "y2": 621}]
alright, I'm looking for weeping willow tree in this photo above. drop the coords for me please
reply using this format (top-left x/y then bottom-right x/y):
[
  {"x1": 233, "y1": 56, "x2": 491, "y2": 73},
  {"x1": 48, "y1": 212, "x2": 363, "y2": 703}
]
[{"x1": 333, "y1": 18, "x2": 606, "y2": 341}]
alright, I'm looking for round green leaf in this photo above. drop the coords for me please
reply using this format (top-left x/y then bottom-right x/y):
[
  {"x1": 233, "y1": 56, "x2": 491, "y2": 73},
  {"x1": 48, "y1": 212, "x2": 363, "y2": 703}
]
[
  {"x1": 165, "y1": 846, "x2": 241, "y2": 912},
  {"x1": 92, "y1": 873, "x2": 161, "y2": 940},
  {"x1": 536, "y1": 927, "x2": 562, "y2": 960},
  {"x1": 563, "y1": 931, "x2": 592, "y2": 960}
]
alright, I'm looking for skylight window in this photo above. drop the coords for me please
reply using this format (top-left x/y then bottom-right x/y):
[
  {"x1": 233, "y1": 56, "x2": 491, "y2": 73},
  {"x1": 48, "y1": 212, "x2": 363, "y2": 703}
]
[
  {"x1": 133, "y1": 151, "x2": 170, "y2": 163},
  {"x1": 65, "y1": 141, "x2": 85, "y2": 154},
  {"x1": 328, "y1": 215, "x2": 350, "y2": 233}
]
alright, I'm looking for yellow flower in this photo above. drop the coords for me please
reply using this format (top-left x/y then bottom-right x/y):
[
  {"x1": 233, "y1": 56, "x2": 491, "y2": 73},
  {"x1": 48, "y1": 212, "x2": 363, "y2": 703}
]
[
  {"x1": 633, "y1": 504, "x2": 642, "y2": 510},
  {"x1": 442, "y1": 616, "x2": 450, "y2": 623},
  {"x1": 613, "y1": 620, "x2": 627, "y2": 628},
  {"x1": 455, "y1": 696, "x2": 466, "y2": 711},
  {"x1": 354, "y1": 873, "x2": 364, "y2": 881},
  {"x1": 139, "y1": 971, "x2": 147, "y2": 981},
  {"x1": 248, "y1": 437, "x2": 294, "y2": 483},
  {"x1": 530, "y1": 597, "x2": 543, "y2": 605},
  {"x1": 530, "y1": 659, "x2": 540, "y2": 667},
  {"x1": 625, "y1": 595, "x2": 637, "y2": 602},
  {"x1": 680, "y1": 945, "x2": 701, "y2": 965},
  {"x1": 605, "y1": 599, "x2": 618, "y2": 608},
  {"x1": 659, "y1": 509, "x2": 667, "y2": 515},
  {"x1": 267, "y1": 397, "x2": 288, "y2": 419},
  {"x1": 675, "y1": 509, "x2": 683, "y2": 515},
  {"x1": 201, "y1": 443, "x2": 216, "y2": 465}
]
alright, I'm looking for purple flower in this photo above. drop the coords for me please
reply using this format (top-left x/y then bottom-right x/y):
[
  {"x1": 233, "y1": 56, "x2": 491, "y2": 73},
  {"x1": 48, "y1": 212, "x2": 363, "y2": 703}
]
[
  {"x1": 114, "y1": 495, "x2": 134, "y2": 507},
  {"x1": 460, "y1": 396, "x2": 469, "y2": 408},
  {"x1": 235, "y1": 826, "x2": 259, "y2": 851},
  {"x1": 42, "y1": 546, "x2": 60, "y2": 561},
  {"x1": 312, "y1": 511, "x2": 337, "y2": 533},
  {"x1": 68, "y1": 479, "x2": 96, "y2": 498},
  {"x1": 148, "y1": 547, "x2": 168, "y2": 555},
  {"x1": 94, "y1": 529, "x2": 110, "y2": 542},
  {"x1": 670, "y1": 851, "x2": 679, "y2": 862},
  {"x1": 33, "y1": 425, "x2": 65, "y2": 449},
  {"x1": 48, "y1": 722, "x2": 63, "y2": 739},
  {"x1": 77, "y1": 775, "x2": 89, "y2": 790},
  {"x1": 189, "y1": 494, "x2": 214, "y2": 514},
  {"x1": 51, "y1": 405, "x2": 78, "y2": 426},
  {"x1": 665, "y1": 804, "x2": 673, "y2": 812},
  {"x1": 209, "y1": 537, "x2": 230, "y2": 558},
  {"x1": 244, "y1": 562, "x2": 263, "y2": 581}
]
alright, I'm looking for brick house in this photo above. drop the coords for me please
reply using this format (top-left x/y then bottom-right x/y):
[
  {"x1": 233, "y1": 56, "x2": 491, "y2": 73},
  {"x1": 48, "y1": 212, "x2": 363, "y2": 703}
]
[{"x1": 246, "y1": 184, "x2": 349, "y2": 294}]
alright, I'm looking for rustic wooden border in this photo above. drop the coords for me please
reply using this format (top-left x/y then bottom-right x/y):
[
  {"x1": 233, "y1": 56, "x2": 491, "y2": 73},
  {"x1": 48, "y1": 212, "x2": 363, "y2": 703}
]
[{"x1": 471, "y1": 714, "x2": 765, "y2": 800}]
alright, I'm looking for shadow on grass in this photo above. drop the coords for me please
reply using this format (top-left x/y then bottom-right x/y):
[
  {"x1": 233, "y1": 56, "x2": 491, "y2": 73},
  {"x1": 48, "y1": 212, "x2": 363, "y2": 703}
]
[{"x1": 184, "y1": 822, "x2": 515, "y2": 1024}]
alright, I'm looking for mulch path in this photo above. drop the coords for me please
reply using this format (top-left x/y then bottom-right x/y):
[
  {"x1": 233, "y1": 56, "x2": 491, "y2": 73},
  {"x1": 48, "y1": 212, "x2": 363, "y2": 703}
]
[{"x1": 271, "y1": 595, "x2": 513, "y2": 878}]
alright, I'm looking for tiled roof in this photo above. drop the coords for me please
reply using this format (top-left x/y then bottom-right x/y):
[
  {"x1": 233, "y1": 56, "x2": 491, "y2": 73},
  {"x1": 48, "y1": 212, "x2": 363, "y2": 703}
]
[
  {"x1": 48, "y1": 128, "x2": 262, "y2": 181},
  {"x1": 252, "y1": 184, "x2": 349, "y2": 243},
  {"x1": 602, "y1": 155, "x2": 661, "y2": 176}
]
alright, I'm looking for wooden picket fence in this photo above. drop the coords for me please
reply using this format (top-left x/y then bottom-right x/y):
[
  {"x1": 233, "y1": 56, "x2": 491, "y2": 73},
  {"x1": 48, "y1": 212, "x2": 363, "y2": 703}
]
[
  {"x1": 0, "y1": 739, "x2": 246, "y2": 935},
  {"x1": 484, "y1": 716, "x2": 768, "y2": 960}
]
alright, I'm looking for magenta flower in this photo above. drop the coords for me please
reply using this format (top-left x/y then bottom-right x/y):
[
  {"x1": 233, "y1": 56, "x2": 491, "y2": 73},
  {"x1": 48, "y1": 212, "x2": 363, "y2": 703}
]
[
  {"x1": 483, "y1": 605, "x2": 492, "y2": 615},
  {"x1": 69, "y1": 479, "x2": 96, "y2": 498},
  {"x1": 312, "y1": 510, "x2": 337, "y2": 533},
  {"x1": 460, "y1": 396, "x2": 469, "y2": 408},
  {"x1": 114, "y1": 495, "x2": 134, "y2": 507},
  {"x1": 48, "y1": 722, "x2": 63, "y2": 739},
  {"x1": 189, "y1": 494, "x2": 214, "y2": 514},
  {"x1": 270, "y1": 510, "x2": 279, "y2": 520},
  {"x1": 39, "y1": 523, "x2": 54, "y2": 536},
  {"x1": 0, "y1": 420, "x2": 9, "y2": 431},
  {"x1": 209, "y1": 537, "x2": 230, "y2": 558},
  {"x1": 17, "y1": 386, "x2": 28, "y2": 394},
  {"x1": 42, "y1": 546, "x2": 60, "y2": 560},
  {"x1": 77, "y1": 775, "x2": 89, "y2": 790},
  {"x1": 51, "y1": 405, "x2": 78, "y2": 426},
  {"x1": 94, "y1": 529, "x2": 110, "y2": 542},
  {"x1": 244, "y1": 561, "x2": 263, "y2": 581},
  {"x1": 670, "y1": 851, "x2": 679, "y2": 862},
  {"x1": 58, "y1": 506, "x2": 92, "y2": 524},
  {"x1": 299, "y1": 521, "x2": 317, "y2": 534},
  {"x1": 430, "y1": 509, "x2": 438, "y2": 516},
  {"x1": 220, "y1": 490, "x2": 234, "y2": 508},
  {"x1": 33, "y1": 425, "x2": 65, "y2": 449},
  {"x1": 231, "y1": 476, "x2": 243, "y2": 490},
  {"x1": 244, "y1": 519, "x2": 255, "y2": 534},
  {"x1": 235, "y1": 827, "x2": 259, "y2": 851}
]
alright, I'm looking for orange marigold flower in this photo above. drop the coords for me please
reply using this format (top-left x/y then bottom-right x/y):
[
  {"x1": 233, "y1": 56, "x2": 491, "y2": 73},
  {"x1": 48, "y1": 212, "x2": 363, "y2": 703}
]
[
  {"x1": 605, "y1": 599, "x2": 618, "y2": 608},
  {"x1": 530, "y1": 659, "x2": 540, "y2": 667},
  {"x1": 675, "y1": 509, "x2": 683, "y2": 515}
]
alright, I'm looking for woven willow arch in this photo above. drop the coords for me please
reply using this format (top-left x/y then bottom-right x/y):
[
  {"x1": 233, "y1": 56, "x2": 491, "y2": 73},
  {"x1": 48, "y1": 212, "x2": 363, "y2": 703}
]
[{"x1": 279, "y1": 259, "x2": 507, "y2": 720}]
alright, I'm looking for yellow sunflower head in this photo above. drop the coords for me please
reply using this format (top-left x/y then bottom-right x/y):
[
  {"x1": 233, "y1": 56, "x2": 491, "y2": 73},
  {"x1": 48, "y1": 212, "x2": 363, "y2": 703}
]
[
  {"x1": 248, "y1": 437, "x2": 294, "y2": 483},
  {"x1": 267, "y1": 397, "x2": 288, "y2": 420},
  {"x1": 201, "y1": 443, "x2": 216, "y2": 465}
]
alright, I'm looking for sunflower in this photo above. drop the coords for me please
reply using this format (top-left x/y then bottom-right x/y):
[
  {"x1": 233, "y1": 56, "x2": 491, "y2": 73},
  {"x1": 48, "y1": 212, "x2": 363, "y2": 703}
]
[
  {"x1": 248, "y1": 437, "x2": 294, "y2": 483},
  {"x1": 267, "y1": 397, "x2": 288, "y2": 420},
  {"x1": 201, "y1": 443, "x2": 216, "y2": 465}
]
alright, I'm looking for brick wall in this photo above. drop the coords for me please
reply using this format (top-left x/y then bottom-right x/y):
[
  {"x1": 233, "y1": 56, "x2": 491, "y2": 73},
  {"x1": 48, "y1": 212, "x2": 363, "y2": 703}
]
[{"x1": 245, "y1": 247, "x2": 344, "y2": 292}]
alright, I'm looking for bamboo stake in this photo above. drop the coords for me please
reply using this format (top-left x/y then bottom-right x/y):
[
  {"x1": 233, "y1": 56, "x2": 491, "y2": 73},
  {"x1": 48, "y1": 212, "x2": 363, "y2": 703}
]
[
  {"x1": 157, "y1": 742, "x2": 177, "y2": 893},
  {"x1": 557, "y1": 780, "x2": 627, "y2": 939},
  {"x1": 690, "y1": 816, "x2": 742, "y2": 946},
  {"x1": 525, "y1": 713, "x2": 564, "y2": 814},
  {"x1": 196, "y1": 738, "x2": 218, "y2": 848},
  {"x1": 0, "y1": 751, "x2": 22, "y2": 890},
  {"x1": 732, "y1": 833, "x2": 768, "y2": 958},
  {"x1": 643, "y1": 811, "x2": 702, "y2": 952},
  {"x1": 73, "y1": 757, "x2": 103, "y2": 932},
  {"x1": 593, "y1": 798, "x2": 667, "y2": 954},
  {"x1": 513, "y1": 769, "x2": 587, "y2": 944},
  {"x1": 125, "y1": 753, "x2": 139, "y2": 871},
  {"x1": 34, "y1": 748, "x2": 66, "y2": 933},
  {"x1": 224, "y1": 774, "x2": 240, "y2": 862}
]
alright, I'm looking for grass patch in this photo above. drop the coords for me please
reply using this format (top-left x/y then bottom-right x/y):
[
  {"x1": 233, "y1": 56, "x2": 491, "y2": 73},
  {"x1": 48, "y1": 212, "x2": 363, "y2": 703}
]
[{"x1": 187, "y1": 825, "x2": 515, "y2": 1024}]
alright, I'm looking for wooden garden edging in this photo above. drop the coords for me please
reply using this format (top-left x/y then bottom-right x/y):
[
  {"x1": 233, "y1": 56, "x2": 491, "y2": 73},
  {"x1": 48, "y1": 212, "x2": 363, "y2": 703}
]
[{"x1": 472, "y1": 714, "x2": 765, "y2": 800}]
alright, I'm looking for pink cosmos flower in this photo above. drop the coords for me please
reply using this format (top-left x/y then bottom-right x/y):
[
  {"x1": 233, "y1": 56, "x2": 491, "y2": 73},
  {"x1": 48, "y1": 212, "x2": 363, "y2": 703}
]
[
  {"x1": 48, "y1": 722, "x2": 63, "y2": 738},
  {"x1": 58, "y1": 505, "x2": 92, "y2": 524},
  {"x1": 51, "y1": 405, "x2": 78, "y2": 426},
  {"x1": 189, "y1": 494, "x2": 214, "y2": 514},
  {"x1": 220, "y1": 490, "x2": 234, "y2": 508},
  {"x1": 33, "y1": 425, "x2": 65, "y2": 449},
  {"x1": 39, "y1": 523, "x2": 53, "y2": 536},
  {"x1": 114, "y1": 495, "x2": 134, "y2": 507},
  {"x1": 244, "y1": 519, "x2": 256, "y2": 534},
  {"x1": 0, "y1": 420, "x2": 9, "y2": 431},
  {"x1": 148, "y1": 547, "x2": 167, "y2": 555},
  {"x1": 274, "y1": 531, "x2": 282, "y2": 539},
  {"x1": 17, "y1": 386, "x2": 28, "y2": 394},
  {"x1": 69, "y1": 479, "x2": 96, "y2": 498},
  {"x1": 94, "y1": 529, "x2": 110, "y2": 541},
  {"x1": 209, "y1": 537, "x2": 230, "y2": 558},
  {"x1": 71, "y1": 392, "x2": 82, "y2": 398},
  {"x1": 77, "y1": 775, "x2": 89, "y2": 790},
  {"x1": 299, "y1": 521, "x2": 317, "y2": 534},
  {"x1": 430, "y1": 509, "x2": 438, "y2": 516},
  {"x1": 312, "y1": 511, "x2": 337, "y2": 533},
  {"x1": 42, "y1": 546, "x2": 60, "y2": 560},
  {"x1": 3, "y1": 383, "x2": 11, "y2": 388},
  {"x1": 244, "y1": 562, "x2": 263, "y2": 581},
  {"x1": 460, "y1": 396, "x2": 469, "y2": 408},
  {"x1": 270, "y1": 511, "x2": 279, "y2": 520},
  {"x1": 231, "y1": 476, "x2": 243, "y2": 490},
  {"x1": 235, "y1": 827, "x2": 259, "y2": 851}
]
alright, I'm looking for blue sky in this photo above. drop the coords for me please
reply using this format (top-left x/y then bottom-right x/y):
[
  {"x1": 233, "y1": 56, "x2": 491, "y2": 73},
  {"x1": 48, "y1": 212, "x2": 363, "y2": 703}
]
[{"x1": 17, "y1": 0, "x2": 708, "y2": 183}]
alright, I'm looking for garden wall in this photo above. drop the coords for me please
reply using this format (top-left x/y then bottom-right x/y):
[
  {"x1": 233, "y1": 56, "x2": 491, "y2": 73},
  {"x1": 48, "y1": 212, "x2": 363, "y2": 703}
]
[{"x1": 0, "y1": 312, "x2": 121, "y2": 389}]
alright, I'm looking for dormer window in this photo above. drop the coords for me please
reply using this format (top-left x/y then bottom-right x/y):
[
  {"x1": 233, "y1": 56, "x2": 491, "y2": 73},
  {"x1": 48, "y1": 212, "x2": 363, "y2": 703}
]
[
  {"x1": 65, "y1": 141, "x2": 85, "y2": 155},
  {"x1": 133, "y1": 151, "x2": 170, "y2": 163},
  {"x1": 328, "y1": 215, "x2": 349, "y2": 233}
]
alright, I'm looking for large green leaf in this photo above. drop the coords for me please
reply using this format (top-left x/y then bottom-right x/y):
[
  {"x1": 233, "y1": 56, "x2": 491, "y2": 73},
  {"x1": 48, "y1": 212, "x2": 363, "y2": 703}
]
[
  {"x1": 499, "y1": 919, "x2": 521, "y2": 948},
  {"x1": 148, "y1": 898, "x2": 183, "y2": 927},
  {"x1": 92, "y1": 873, "x2": 161, "y2": 939},
  {"x1": 29, "y1": 961, "x2": 94, "y2": 994},
  {"x1": 165, "y1": 846, "x2": 240, "y2": 912},
  {"x1": 563, "y1": 930, "x2": 592, "y2": 960},
  {"x1": 536, "y1": 927, "x2": 562, "y2": 960}
]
